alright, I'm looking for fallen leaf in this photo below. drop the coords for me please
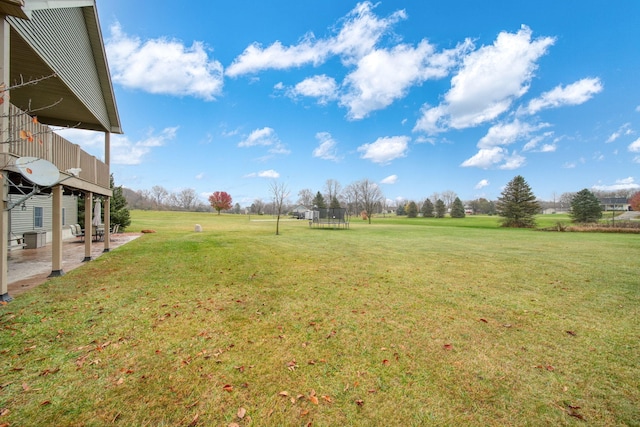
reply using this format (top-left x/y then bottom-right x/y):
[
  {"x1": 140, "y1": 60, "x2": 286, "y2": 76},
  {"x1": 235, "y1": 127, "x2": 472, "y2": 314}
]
[
  {"x1": 40, "y1": 400, "x2": 51, "y2": 406},
  {"x1": 566, "y1": 330, "x2": 577, "y2": 337},
  {"x1": 22, "y1": 382, "x2": 30, "y2": 391},
  {"x1": 188, "y1": 413, "x2": 199, "y2": 426},
  {"x1": 443, "y1": 344, "x2": 453, "y2": 351},
  {"x1": 309, "y1": 395, "x2": 319, "y2": 405},
  {"x1": 223, "y1": 384, "x2": 233, "y2": 392},
  {"x1": 479, "y1": 318, "x2": 488, "y2": 323},
  {"x1": 355, "y1": 399, "x2": 364, "y2": 406},
  {"x1": 237, "y1": 407, "x2": 246, "y2": 419},
  {"x1": 278, "y1": 391, "x2": 289, "y2": 397},
  {"x1": 300, "y1": 409, "x2": 309, "y2": 416},
  {"x1": 382, "y1": 359, "x2": 390, "y2": 366},
  {"x1": 321, "y1": 395, "x2": 332, "y2": 403}
]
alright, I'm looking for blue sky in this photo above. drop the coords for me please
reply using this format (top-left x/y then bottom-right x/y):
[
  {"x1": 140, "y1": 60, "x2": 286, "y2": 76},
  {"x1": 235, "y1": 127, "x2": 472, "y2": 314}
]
[{"x1": 59, "y1": 1, "x2": 640, "y2": 206}]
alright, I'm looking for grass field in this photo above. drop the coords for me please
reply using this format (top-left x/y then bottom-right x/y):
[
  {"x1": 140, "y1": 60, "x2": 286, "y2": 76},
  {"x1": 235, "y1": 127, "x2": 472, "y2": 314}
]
[{"x1": 1, "y1": 211, "x2": 638, "y2": 426}]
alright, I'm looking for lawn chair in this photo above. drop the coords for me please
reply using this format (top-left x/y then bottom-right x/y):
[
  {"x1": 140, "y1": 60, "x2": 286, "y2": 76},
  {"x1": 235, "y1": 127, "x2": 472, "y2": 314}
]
[{"x1": 70, "y1": 224, "x2": 84, "y2": 241}]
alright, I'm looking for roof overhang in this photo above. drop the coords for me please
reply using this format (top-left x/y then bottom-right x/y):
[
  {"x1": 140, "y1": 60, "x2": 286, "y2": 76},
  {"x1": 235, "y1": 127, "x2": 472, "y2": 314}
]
[{"x1": 5, "y1": 0, "x2": 122, "y2": 134}]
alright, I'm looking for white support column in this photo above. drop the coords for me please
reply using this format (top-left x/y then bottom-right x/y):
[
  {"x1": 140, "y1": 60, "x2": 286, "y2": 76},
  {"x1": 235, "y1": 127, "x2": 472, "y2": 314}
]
[
  {"x1": 0, "y1": 17, "x2": 11, "y2": 302},
  {"x1": 83, "y1": 192, "x2": 93, "y2": 262},
  {"x1": 50, "y1": 185, "x2": 64, "y2": 276},
  {"x1": 103, "y1": 197, "x2": 110, "y2": 252},
  {"x1": 103, "y1": 131, "x2": 111, "y2": 252}
]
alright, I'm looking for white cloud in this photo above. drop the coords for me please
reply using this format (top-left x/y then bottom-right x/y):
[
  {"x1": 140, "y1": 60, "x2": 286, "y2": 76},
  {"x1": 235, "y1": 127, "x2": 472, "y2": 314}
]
[
  {"x1": 462, "y1": 119, "x2": 547, "y2": 169},
  {"x1": 341, "y1": 40, "x2": 470, "y2": 119},
  {"x1": 195, "y1": 173, "x2": 205, "y2": 180},
  {"x1": 499, "y1": 152, "x2": 526, "y2": 170},
  {"x1": 592, "y1": 177, "x2": 640, "y2": 191},
  {"x1": 606, "y1": 123, "x2": 633, "y2": 143},
  {"x1": 461, "y1": 147, "x2": 505, "y2": 169},
  {"x1": 312, "y1": 132, "x2": 340, "y2": 161},
  {"x1": 628, "y1": 137, "x2": 640, "y2": 152},
  {"x1": 244, "y1": 169, "x2": 280, "y2": 179},
  {"x1": 539, "y1": 143, "x2": 556, "y2": 152},
  {"x1": 380, "y1": 174, "x2": 398, "y2": 184},
  {"x1": 226, "y1": 2, "x2": 405, "y2": 76},
  {"x1": 478, "y1": 119, "x2": 545, "y2": 149},
  {"x1": 238, "y1": 127, "x2": 278, "y2": 147},
  {"x1": 357, "y1": 136, "x2": 409, "y2": 164},
  {"x1": 414, "y1": 26, "x2": 554, "y2": 133},
  {"x1": 524, "y1": 78, "x2": 603, "y2": 115},
  {"x1": 57, "y1": 127, "x2": 177, "y2": 165},
  {"x1": 291, "y1": 75, "x2": 338, "y2": 105},
  {"x1": 475, "y1": 179, "x2": 489, "y2": 189},
  {"x1": 106, "y1": 23, "x2": 223, "y2": 100}
]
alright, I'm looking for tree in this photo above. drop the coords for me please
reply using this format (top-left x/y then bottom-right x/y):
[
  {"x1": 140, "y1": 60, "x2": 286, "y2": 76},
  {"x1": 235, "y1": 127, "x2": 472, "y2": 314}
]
[
  {"x1": 324, "y1": 179, "x2": 342, "y2": 206},
  {"x1": 176, "y1": 188, "x2": 199, "y2": 211},
  {"x1": 151, "y1": 185, "x2": 169, "y2": 209},
  {"x1": 312, "y1": 191, "x2": 326, "y2": 209},
  {"x1": 297, "y1": 189, "x2": 314, "y2": 207},
  {"x1": 629, "y1": 191, "x2": 640, "y2": 211},
  {"x1": 352, "y1": 179, "x2": 384, "y2": 224},
  {"x1": 208, "y1": 191, "x2": 233, "y2": 215},
  {"x1": 421, "y1": 199, "x2": 434, "y2": 217},
  {"x1": 435, "y1": 199, "x2": 446, "y2": 218},
  {"x1": 329, "y1": 196, "x2": 341, "y2": 209},
  {"x1": 496, "y1": 175, "x2": 540, "y2": 228},
  {"x1": 450, "y1": 197, "x2": 465, "y2": 218},
  {"x1": 441, "y1": 190, "x2": 457, "y2": 209},
  {"x1": 407, "y1": 201, "x2": 418, "y2": 218},
  {"x1": 570, "y1": 189, "x2": 602, "y2": 223},
  {"x1": 250, "y1": 199, "x2": 264, "y2": 215},
  {"x1": 110, "y1": 175, "x2": 131, "y2": 230},
  {"x1": 270, "y1": 181, "x2": 290, "y2": 235},
  {"x1": 396, "y1": 204, "x2": 406, "y2": 216}
]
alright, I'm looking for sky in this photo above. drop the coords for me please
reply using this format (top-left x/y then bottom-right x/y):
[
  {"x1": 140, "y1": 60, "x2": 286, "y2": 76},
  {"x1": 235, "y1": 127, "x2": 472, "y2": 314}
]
[{"x1": 58, "y1": 1, "x2": 640, "y2": 206}]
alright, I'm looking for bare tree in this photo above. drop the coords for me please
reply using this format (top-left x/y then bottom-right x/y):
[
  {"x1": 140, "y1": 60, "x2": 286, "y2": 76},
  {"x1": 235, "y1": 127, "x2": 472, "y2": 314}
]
[
  {"x1": 441, "y1": 190, "x2": 458, "y2": 209},
  {"x1": 324, "y1": 179, "x2": 342, "y2": 205},
  {"x1": 151, "y1": 185, "x2": 169, "y2": 209},
  {"x1": 297, "y1": 188, "x2": 314, "y2": 207},
  {"x1": 352, "y1": 178, "x2": 384, "y2": 224},
  {"x1": 177, "y1": 188, "x2": 199, "y2": 211},
  {"x1": 270, "y1": 181, "x2": 290, "y2": 235}
]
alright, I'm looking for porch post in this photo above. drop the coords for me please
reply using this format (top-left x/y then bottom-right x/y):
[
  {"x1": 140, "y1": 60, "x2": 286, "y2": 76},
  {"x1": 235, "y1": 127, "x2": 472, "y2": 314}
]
[
  {"x1": 0, "y1": 17, "x2": 11, "y2": 302},
  {"x1": 49, "y1": 185, "x2": 64, "y2": 277},
  {"x1": 103, "y1": 132, "x2": 111, "y2": 252},
  {"x1": 103, "y1": 197, "x2": 110, "y2": 252},
  {"x1": 83, "y1": 192, "x2": 93, "y2": 262}
]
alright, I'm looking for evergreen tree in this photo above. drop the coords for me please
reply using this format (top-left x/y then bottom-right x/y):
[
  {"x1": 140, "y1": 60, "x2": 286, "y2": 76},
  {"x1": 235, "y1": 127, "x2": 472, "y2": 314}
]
[
  {"x1": 312, "y1": 191, "x2": 326, "y2": 209},
  {"x1": 450, "y1": 197, "x2": 466, "y2": 218},
  {"x1": 407, "y1": 201, "x2": 418, "y2": 218},
  {"x1": 496, "y1": 175, "x2": 540, "y2": 228},
  {"x1": 110, "y1": 174, "x2": 131, "y2": 230},
  {"x1": 421, "y1": 199, "x2": 434, "y2": 217},
  {"x1": 329, "y1": 196, "x2": 341, "y2": 209},
  {"x1": 570, "y1": 189, "x2": 602, "y2": 223},
  {"x1": 396, "y1": 204, "x2": 406, "y2": 216},
  {"x1": 435, "y1": 199, "x2": 446, "y2": 218}
]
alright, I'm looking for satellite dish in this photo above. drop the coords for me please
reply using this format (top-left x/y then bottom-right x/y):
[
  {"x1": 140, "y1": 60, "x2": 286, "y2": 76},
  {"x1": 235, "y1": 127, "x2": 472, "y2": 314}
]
[{"x1": 14, "y1": 157, "x2": 60, "y2": 187}]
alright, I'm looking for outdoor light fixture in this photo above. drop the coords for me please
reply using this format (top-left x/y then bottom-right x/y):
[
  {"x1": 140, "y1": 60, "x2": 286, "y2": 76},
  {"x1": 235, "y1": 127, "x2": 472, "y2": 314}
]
[{"x1": 21, "y1": 202, "x2": 27, "y2": 211}]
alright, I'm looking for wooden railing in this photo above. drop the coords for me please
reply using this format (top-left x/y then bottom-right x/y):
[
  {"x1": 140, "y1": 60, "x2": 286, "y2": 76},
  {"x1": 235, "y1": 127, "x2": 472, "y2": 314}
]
[{"x1": 8, "y1": 104, "x2": 109, "y2": 189}]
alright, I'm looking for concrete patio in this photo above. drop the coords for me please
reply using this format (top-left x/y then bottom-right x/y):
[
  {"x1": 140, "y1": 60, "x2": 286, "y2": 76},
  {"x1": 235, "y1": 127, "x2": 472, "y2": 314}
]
[{"x1": 6, "y1": 233, "x2": 140, "y2": 298}]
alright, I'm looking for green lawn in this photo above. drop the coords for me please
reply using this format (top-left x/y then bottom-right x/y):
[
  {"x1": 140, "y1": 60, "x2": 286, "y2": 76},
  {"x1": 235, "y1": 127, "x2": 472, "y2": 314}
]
[{"x1": 1, "y1": 211, "x2": 638, "y2": 426}]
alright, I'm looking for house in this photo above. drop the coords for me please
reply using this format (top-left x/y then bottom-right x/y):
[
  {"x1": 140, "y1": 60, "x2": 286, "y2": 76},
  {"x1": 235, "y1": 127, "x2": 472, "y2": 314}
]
[
  {"x1": 599, "y1": 197, "x2": 631, "y2": 212},
  {"x1": 1, "y1": 0, "x2": 122, "y2": 302}
]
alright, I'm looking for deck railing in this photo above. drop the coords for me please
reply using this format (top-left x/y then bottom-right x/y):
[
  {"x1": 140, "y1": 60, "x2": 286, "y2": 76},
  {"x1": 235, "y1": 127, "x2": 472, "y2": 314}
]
[{"x1": 8, "y1": 104, "x2": 109, "y2": 189}]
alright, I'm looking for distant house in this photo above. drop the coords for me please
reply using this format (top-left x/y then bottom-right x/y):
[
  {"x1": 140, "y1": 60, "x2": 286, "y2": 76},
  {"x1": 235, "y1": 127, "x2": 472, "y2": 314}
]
[
  {"x1": 599, "y1": 197, "x2": 631, "y2": 212},
  {"x1": 1, "y1": 0, "x2": 122, "y2": 302},
  {"x1": 290, "y1": 205, "x2": 308, "y2": 219}
]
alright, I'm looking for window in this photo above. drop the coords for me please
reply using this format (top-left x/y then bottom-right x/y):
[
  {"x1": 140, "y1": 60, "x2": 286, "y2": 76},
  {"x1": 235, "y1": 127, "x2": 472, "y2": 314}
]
[{"x1": 34, "y1": 207, "x2": 43, "y2": 228}]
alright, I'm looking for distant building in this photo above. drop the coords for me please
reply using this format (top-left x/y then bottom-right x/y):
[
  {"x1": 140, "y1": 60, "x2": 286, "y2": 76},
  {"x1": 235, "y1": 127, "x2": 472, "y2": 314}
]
[{"x1": 599, "y1": 197, "x2": 631, "y2": 212}]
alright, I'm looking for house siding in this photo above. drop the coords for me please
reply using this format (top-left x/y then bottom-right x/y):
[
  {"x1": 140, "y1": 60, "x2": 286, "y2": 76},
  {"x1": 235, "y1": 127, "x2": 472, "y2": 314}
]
[
  {"x1": 8, "y1": 194, "x2": 79, "y2": 240},
  {"x1": 9, "y1": 7, "x2": 110, "y2": 129}
]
